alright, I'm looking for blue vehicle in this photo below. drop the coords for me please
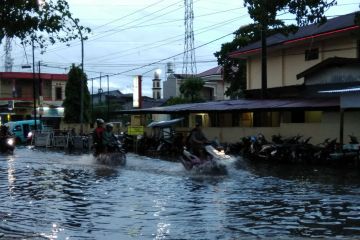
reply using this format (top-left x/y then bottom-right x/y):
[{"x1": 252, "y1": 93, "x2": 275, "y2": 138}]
[{"x1": 5, "y1": 120, "x2": 42, "y2": 144}]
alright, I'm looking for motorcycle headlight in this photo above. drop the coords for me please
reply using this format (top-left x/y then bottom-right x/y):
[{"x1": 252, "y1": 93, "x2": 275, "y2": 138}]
[
  {"x1": 7, "y1": 138, "x2": 14, "y2": 146},
  {"x1": 27, "y1": 132, "x2": 33, "y2": 138}
]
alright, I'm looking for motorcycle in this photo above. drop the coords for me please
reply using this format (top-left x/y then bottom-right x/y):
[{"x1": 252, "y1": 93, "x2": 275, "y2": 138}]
[
  {"x1": 180, "y1": 144, "x2": 230, "y2": 175},
  {"x1": 0, "y1": 136, "x2": 16, "y2": 154},
  {"x1": 94, "y1": 137, "x2": 126, "y2": 166}
]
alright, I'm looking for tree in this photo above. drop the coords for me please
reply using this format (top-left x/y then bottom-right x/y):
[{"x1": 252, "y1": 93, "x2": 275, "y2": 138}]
[
  {"x1": 165, "y1": 96, "x2": 192, "y2": 106},
  {"x1": 215, "y1": 23, "x2": 296, "y2": 98},
  {"x1": 243, "y1": 0, "x2": 337, "y2": 98},
  {"x1": 63, "y1": 65, "x2": 90, "y2": 123},
  {"x1": 0, "y1": 0, "x2": 90, "y2": 48},
  {"x1": 179, "y1": 76, "x2": 205, "y2": 102}
]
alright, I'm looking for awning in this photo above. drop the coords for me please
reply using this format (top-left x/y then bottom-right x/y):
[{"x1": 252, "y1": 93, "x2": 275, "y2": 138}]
[{"x1": 115, "y1": 98, "x2": 340, "y2": 114}]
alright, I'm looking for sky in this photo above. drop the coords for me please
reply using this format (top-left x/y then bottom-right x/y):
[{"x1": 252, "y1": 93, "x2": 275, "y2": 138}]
[{"x1": 2, "y1": 0, "x2": 359, "y2": 97}]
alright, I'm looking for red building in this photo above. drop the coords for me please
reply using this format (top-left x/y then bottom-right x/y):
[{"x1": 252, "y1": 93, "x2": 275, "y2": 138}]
[{"x1": 0, "y1": 72, "x2": 67, "y2": 127}]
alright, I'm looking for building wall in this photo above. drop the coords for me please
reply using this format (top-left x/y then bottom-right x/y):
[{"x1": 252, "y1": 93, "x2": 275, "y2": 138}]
[
  {"x1": 51, "y1": 81, "x2": 66, "y2": 101},
  {"x1": 247, "y1": 35, "x2": 358, "y2": 90},
  {"x1": 170, "y1": 111, "x2": 360, "y2": 145},
  {"x1": 163, "y1": 75, "x2": 178, "y2": 99}
]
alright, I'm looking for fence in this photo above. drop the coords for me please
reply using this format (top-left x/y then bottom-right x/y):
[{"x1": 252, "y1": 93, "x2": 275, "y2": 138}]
[{"x1": 31, "y1": 130, "x2": 92, "y2": 152}]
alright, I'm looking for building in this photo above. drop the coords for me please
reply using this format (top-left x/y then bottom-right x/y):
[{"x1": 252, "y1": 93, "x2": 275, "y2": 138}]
[
  {"x1": 0, "y1": 71, "x2": 67, "y2": 127},
  {"x1": 162, "y1": 73, "x2": 191, "y2": 99},
  {"x1": 118, "y1": 12, "x2": 360, "y2": 144},
  {"x1": 162, "y1": 67, "x2": 230, "y2": 101},
  {"x1": 229, "y1": 12, "x2": 360, "y2": 98},
  {"x1": 197, "y1": 66, "x2": 230, "y2": 101}
]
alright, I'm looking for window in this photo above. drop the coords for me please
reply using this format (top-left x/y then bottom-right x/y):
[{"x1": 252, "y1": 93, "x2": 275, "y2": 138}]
[
  {"x1": 13, "y1": 125, "x2": 21, "y2": 132},
  {"x1": 305, "y1": 48, "x2": 319, "y2": 61},
  {"x1": 55, "y1": 87, "x2": 62, "y2": 100},
  {"x1": 291, "y1": 111, "x2": 305, "y2": 123},
  {"x1": 209, "y1": 113, "x2": 219, "y2": 127},
  {"x1": 282, "y1": 111, "x2": 322, "y2": 123},
  {"x1": 253, "y1": 112, "x2": 280, "y2": 127}
]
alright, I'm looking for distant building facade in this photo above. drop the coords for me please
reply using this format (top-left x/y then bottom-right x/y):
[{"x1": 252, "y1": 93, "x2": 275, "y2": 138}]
[
  {"x1": 0, "y1": 71, "x2": 67, "y2": 127},
  {"x1": 162, "y1": 66, "x2": 230, "y2": 101}
]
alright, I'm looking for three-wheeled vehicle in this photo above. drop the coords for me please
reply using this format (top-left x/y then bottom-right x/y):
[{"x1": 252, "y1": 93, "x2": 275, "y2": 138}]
[{"x1": 147, "y1": 118, "x2": 184, "y2": 156}]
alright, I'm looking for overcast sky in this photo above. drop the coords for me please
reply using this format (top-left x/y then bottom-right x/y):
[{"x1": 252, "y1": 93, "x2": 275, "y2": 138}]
[{"x1": 3, "y1": 0, "x2": 359, "y2": 97}]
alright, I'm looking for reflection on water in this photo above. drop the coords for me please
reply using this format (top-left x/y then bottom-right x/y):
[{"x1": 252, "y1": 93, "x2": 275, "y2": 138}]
[{"x1": 0, "y1": 147, "x2": 359, "y2": 239}]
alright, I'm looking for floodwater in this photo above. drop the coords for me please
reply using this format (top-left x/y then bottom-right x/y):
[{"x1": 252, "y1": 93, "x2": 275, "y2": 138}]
[{"x1": 0, "y1": 147, "x2": 359, "y2": 240}]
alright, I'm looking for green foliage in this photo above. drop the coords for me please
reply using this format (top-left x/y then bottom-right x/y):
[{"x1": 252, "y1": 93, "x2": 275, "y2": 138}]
[
  {"x1": 355, "y1": 10, "x2": 360, "y2": 26},
  {"x1": 215, "y1": 23, "x2": 296, "y2": 98},
  {"x1": 243, "y1": 0, "x2": 337, "y2": 27},
  {"x1": 0, "y1": 0, "x2": 90, "y2": 48},
  {"x1": 92, "y1": 102, "x2": 123, "y2": 122},
  {"x1": 179, "y1": 76, "x2": 205, "y2": 102},
  {"x1": 216, "y1": 0, "x2": 336, "y2": 98},
  {"x1": 63, "y1": 64, "x2": 91, "y2": 123},
  {"x1": 165, "y1": 97, "x2": 192, "y2": 106}
]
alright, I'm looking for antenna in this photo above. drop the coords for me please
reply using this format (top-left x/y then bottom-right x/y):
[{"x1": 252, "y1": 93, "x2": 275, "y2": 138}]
[{"x1": 183, "y1": 0, "x2": 197, "y2": 75}]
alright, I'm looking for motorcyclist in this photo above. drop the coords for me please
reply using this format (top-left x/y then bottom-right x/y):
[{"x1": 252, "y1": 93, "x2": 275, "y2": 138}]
[
  {"x1": 92, "y1": 118, "x2": 105, "y2": 156},
  {"x1": 102, "y1": 123, "x2": 117, "y2": 153},
  {"x1": 189, "y1": 122, "x2": 209, "y2": 159},
  {"x1": 0, "y1": 125, "x2": 12, "y2": 138},
  {"x1": 0, "y1": 125, "x2": 14, "y2": 153}
]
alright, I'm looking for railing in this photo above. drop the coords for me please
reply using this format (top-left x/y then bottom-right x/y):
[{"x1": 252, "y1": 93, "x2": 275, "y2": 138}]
[{"x1": 31, "y1": 129, "x2": 92, "y2": 152}]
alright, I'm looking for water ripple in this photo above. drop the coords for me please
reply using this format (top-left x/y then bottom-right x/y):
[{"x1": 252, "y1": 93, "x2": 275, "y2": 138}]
[{"x1": 0, "y1": 148, "x2": 359, "y2": 239}]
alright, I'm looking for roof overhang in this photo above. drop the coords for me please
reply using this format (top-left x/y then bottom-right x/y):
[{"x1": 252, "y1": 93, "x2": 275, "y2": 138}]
[{"x1": 114, "y1": 98, "x2": 339, "y2": 114}]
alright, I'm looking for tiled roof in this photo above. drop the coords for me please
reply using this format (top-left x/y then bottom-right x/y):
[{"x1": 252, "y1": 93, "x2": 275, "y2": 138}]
[{"x1": 197, "y1": 66, "x2": 222, "y2": 77}]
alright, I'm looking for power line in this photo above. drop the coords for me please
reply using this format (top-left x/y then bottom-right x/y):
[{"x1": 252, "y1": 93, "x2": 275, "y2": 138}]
[
  {"x1": 86, "y1": 14, "x2": 246, "y2": 64},
  {"x1": 45, "y1": 0, "x2": 185, "y2": 53},
  {"x1": 88, "y1": 31, "x2": 235, "y2": 80}
]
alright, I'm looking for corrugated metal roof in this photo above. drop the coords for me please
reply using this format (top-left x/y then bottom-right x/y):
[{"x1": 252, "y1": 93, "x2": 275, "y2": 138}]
[
  {"x1": 297, "y1": 57, "x2": 360, "y2": 79},
  {"x1": 319, "y1": 87, "x2": 360, "y2": 94},
  {"x1": 116, "y1": 98, "x2": 339, "y2": 114},
  {"x1": 229, "y1": 12, "x2": 358, "y2": 58}
]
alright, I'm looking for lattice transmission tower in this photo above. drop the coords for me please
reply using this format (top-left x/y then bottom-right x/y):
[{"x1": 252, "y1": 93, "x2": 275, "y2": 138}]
[{"x1": 182, "y1": 0, "x2": 197, "y2": 75}]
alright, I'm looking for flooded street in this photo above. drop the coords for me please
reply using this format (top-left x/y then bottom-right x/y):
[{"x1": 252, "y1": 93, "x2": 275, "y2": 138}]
[{"x1": 1, "y1": 147, "x2": 360, "y2": 239}]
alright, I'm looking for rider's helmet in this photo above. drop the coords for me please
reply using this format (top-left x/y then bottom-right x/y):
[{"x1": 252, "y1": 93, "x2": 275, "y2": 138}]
[
  {"x1": 0, "y1": 125, "x2": 8, "y2": 133},
  {"x1": 105, "y1": 123, "x2": 113, "y2": 130},
  {"x1": 96, "y1": 118, "x2": 104, "y2": 126}
]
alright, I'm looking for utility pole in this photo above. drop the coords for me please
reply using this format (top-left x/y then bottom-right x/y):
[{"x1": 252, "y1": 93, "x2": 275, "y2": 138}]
[
  {"x1": 38, "y1": 61, "x2": 43, "y2": 124},
  {"x1": 261, "y1": 25, "x2": 268, "y2": 99},
  {"x1": 107, "y1": 75, "x2": 110, "y2": 122},
  {"x1": 32, "y1": 40, "x2": 37, "y2": 131}
]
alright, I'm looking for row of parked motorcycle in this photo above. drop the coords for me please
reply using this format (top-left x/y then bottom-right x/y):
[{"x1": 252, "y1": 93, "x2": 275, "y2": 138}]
[{"x1": 225, "y1": 133, "x2": 360, "y2": 165}]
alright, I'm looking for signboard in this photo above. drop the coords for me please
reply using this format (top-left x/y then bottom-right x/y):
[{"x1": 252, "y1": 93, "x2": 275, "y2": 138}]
[{"x1": 128, "y1": 126, "x2": 144, "y2": 135}]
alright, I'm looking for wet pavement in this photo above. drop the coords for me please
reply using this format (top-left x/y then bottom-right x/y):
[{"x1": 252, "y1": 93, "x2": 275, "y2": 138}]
[{"x1": 0, "y1": 147, "x2": 359, "y2": 239}]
